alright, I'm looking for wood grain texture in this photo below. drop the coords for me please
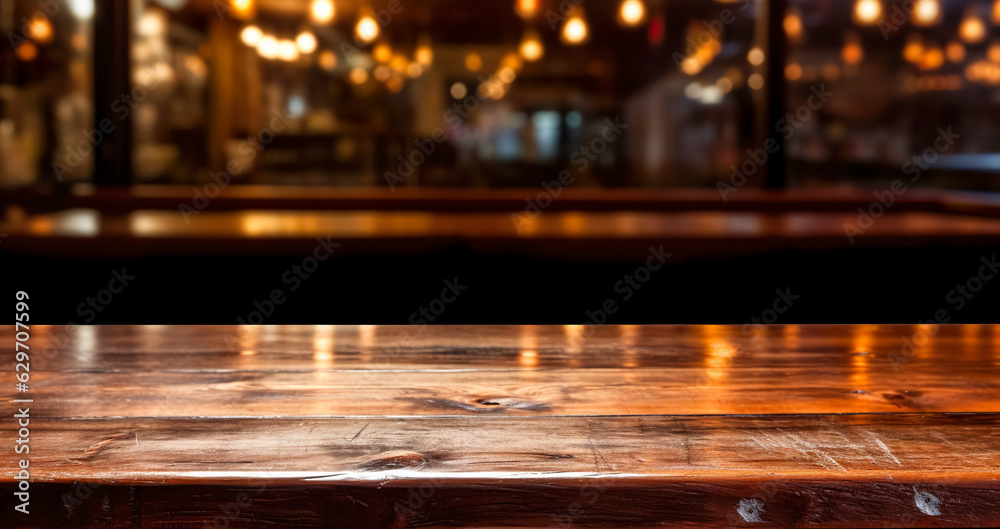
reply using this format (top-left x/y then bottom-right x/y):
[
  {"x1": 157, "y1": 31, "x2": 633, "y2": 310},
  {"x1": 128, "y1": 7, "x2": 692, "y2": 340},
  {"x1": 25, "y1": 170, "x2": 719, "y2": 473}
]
[{"x1": 1, "y1": 325, "x2": 999, "y2": 528}]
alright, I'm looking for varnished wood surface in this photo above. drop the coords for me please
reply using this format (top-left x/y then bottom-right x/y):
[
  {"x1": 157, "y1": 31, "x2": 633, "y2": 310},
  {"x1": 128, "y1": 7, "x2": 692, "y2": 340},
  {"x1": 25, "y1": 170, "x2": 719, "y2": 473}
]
[
  {"x1": 2, "y1": 325, "x2": 1000, "y2": 528},
  {"x1": 3, "y1": 209, "x2": 1000, "y2": 258}
]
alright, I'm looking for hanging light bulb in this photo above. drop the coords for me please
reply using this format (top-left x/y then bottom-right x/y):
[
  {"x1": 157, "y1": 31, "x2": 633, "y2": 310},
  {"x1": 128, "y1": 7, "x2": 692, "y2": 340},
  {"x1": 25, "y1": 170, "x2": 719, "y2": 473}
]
[
  {"x1": 989, "y1": 39, "x2": 1000, "y2": 63},
  {"x1": 912, "y1": 0, "x2": 941, "y2": 26},
  {"x1": 231, "y1": 0, "x2": 254, "y2": 19},
  {"x1": 373, "y1": 42, "x2": 392, "y2": 63},
  {"x1": 561, "y1": 7, "x2": 589, "y2": 45},
  {"x1": 784, "y1": 8, "x2": 803, "y2": 41},
  {"x1": 516, "y1": 0, "x2": 539, "y2": 18},
  {"x1": 853, "y1": 0, "x2": 881, "y2": 25},
  {"x1": 903, "y1": 34, "x2": 924, "y2": 63},
  {"x1": 842, "y1": 32, "x2": 863, "y2": 65},
  {"x1": 959, "y1": 11, "x2": 986, "y2": 43},
  {"x1": 519, "y1": 27, "x2": 544, "y2": 61},
  {"x1": 919, "y1": 42, "x2": 944, "y2": 70},
  {"x1": 257, "y1": 35, "x2": 279, "y2": 59},
  {"x1": 277, "y1": 39, "x2": 299, "y2": 61},
  {"x1": 296, "y1": 31, "x2": 317, "y2": 54},
  {"x1": 26, "y1": 17, "x2": 54, "y2": 44},
  {"x1": 618, "y1": 0, "x2": 646, "y2": 27},
  {"x1": 356, "y1": 15, "x2": 380, "y2": 43},
  {"x1": 415, "y1": 34, "x2": 433, "y2": 67},
  {"x1": 240, "y1": 25, "x2": 262, "y2": 47},
  {"x1": 311, "y1": 0, "x2": 335, "y2": 24}
]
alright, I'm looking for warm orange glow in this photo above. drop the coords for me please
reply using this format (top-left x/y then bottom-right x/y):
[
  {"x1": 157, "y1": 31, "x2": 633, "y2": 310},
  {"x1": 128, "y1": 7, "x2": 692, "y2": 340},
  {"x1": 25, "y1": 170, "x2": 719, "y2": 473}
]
[
  {"x1": 747, "y1": 73, "x2": 764, "y2": 90},
  {"x1": 842, "y1": 33, "x2": 864, "y2": 65},
  {"x1": 747, "y1": 47, "x2": 765, "y2": 65},
  {"x1": 946, "y1": 41, "x2": 965, "y2": 63},
  {"x1": 257, "y1": 35, "x2": 278, "y2": 60},
  {"x1": 519, "y1": 28, "x2": 544, "y2": 61},
  {"x1": 415, "y1": 37, "x2": 433, "y2": 67},
  {"x1": 296, "y1": 31, "x2": 317, "y2": 54},
  {"x1": 240, "y1": 25, "x2": 262, "y2": 47},
  {"x1": 912, "y1": 0, "x2": 941, "y2": 26},
  {"x1": 919, "y1": 44, "x2": 944, "y2": 70},
  {"x1": 853, "y1": 0, "x2": 882, "y2": 25},
  {"x1": 373, "y1": 42, "x2": 392, "y2": 63},
  {"x1": 277, "y1": 40, "x2": 299, "y2": 61},
  {"x1": 231, "y1": 0, "x2": 254, "y2": 18},
  {"x1": 516, "y1": 0, "x2": 539, "y2": 18},
  {"x1": 785, "y1": 62, "x2": 802, "y2": 81},
  {"x1": 989, "y1": 40, "x2": 1000, "y2": 63},
  {"x1": 349, "y1": 67, "x2": 368, "y2": 84},
  {"x1": 784, "y1": 9, "x2": 803, "y2": 41},
  {"x1": 562, "y1": 15, "x2": 589, "y2": 45},
  {"x1": 16, "y1": 41, "x2": 38, "y2": 61},
  {"x1": 26, "y1": 17, "x2": 54, "y2": 44},
  {"x1": 406, "y1": 62, "x2": 423, "y2": 78},
  {"x1": 994, "y1": 0, "x2": 1000, "y2": 24},
  {"x1": 618, "y1": 0, "x2": 647, "y2": 27},
  {"x1": 355, "y1": 16, "x2": 380, "y2": 43},
  {"x1": 903, "y1": 34, "x2": 924, "y2": 63},
  {"x1": 465, "y1": 52, "x2": 483, "y2": 71},
  {"x1": 318, "y1": 50, "x2": 337, "y2": 70},
  {"x1": 311, "y1": 0, "x2": 335, "y2": 24},
  {"x1": 959, "y1": 14, "x2": 986, "y2": 43}
]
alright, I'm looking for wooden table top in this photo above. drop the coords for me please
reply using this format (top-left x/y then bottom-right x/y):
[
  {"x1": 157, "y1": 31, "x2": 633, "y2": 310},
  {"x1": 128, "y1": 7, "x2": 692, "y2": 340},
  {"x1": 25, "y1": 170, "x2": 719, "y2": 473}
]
[{"x1": 3, "y1": 324, "x2": 999, "y2": 528}]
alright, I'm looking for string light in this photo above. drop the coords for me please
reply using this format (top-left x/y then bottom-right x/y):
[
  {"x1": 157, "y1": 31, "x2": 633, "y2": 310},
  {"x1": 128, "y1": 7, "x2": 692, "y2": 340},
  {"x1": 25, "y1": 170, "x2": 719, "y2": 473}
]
[
  {"x1": 853, "y1": 0, "x2": 881, "y2": 25},
  {"x1": 26, "y1": 17, "x2": 54, "y2": 44},
  {"x1": 257, "y1": 35, "x2": 278, "y2": 59},
  {"x1": 842, "y1": 32, "x2": 864, "y2": 65},
  {"x1": 747, "y1": 47, "x2": 765, "y2": 66},
  {"x1": 946, "y1": 41, "x2": 965, "y2": 63},
  {"x1": 349, "y1": 68, "x2": 368, "y2": 84},
  {"x1": 318, "y1": 50, "x2": 337, "y2": 70},
  {"x1": 516, "y1": 0, "x2": 539, "y2": 18},
  {"x1": 618, "y1": 0, "x2": 646, "y2": 27},
  {"x1": 784, "y1": 8, "x2": 803, "y2": 41},
  {"x1": 561, "y1": 7, "x2": 589, "y2": 45},
  {"x1": 415, "y1": 35, "x2": 433, "y2": 67},
  {"x1": 355, "y1": 15, "x2": 380, "y2": 43},
  {"x1": 912, "y1": 0, "x2": 941, "y2": 26},
  {"x1": 296, "y1": 31, "x2": 317, "y2": 54},
  {"x1": 311, "y1": 0, "x2": 335, "y2": 24},
  {"x1": 277, "y1": 39, "x2": 299, "y2": 61},
  {"x1": 519, "y1": 28, "x2": 544, "y2": 61},
  {"x1": 240, "y1": 25, "x2": 262, "y2": 47},
  {"x1": 903, "y1": 34, "x2": 924, "y2": 63},
  {"x1": 231, "y1": 0, "x2": 254, "y2": 19},
  {"x1": 465, "y1": 53, "x2": 482, "y2": 71},
  {"x1": 959, "y1": 12, "x2": 986, "y2": 43},
  {"x1": 373, "y1": 42, "x2": 392, "y2": 63}
]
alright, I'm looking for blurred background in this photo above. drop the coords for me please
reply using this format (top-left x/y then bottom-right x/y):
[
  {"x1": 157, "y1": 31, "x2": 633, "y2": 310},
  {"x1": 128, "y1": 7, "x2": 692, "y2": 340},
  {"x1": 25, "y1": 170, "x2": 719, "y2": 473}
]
[{"x1": 2, "y1": 0, "x2": 1000, "y2": 324}]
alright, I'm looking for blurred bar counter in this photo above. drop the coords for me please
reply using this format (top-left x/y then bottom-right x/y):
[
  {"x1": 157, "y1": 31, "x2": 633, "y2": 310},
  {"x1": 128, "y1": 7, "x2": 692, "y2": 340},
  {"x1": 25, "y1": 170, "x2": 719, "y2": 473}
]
[{"x1": 4, "y1": 187, "x2": 1000, "y2": 258}]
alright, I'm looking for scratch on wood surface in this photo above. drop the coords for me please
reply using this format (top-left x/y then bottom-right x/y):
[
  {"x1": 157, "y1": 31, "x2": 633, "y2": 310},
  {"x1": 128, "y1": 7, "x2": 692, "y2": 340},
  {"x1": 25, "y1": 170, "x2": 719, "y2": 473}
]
[
  {"x1": 866, "y1": 433, "x2": 902, "y2": 466},
  {"x1": 350, "y1": 423, "x2": 370, "y2": 443},
  {"x1": 75, "y1": 431, "x2": 135, "y2": 461}
]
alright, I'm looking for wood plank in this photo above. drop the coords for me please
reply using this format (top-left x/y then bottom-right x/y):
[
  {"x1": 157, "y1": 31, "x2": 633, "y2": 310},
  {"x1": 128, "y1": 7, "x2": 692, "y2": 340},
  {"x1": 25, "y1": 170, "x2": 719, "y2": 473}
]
[{"x1": 2, "y1": 414, "x2": 999, "y2": 528}]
